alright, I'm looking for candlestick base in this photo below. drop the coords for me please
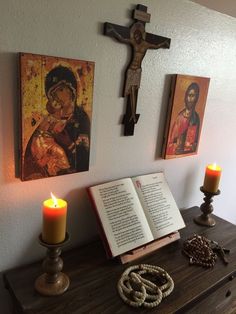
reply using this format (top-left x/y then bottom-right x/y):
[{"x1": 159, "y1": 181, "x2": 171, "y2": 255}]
[
  {"x1": 194, "y1": 187, "x2": 220, "y2": 227},
  {"x1": 35, "y1": 232, "x2": 70, "y2": 296}
]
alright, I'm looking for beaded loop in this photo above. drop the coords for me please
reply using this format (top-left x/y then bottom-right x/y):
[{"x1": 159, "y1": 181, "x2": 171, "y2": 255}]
[
  {"x1": 117, "y1": 264, "x2": 174, "y2": 308},
  {"x1": 182, "y1": 234, "x2": 217, "y2": 268}
]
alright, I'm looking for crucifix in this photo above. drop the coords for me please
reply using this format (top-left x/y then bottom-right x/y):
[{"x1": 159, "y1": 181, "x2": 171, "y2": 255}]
[{"x1": 104, "y1": 4, "x2": 171, "y2": 136}]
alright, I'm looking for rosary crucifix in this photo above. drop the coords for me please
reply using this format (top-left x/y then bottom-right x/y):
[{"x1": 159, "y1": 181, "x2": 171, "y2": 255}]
[{"x1": 104, "y1": 4, "x2": 171, "y2": 136}]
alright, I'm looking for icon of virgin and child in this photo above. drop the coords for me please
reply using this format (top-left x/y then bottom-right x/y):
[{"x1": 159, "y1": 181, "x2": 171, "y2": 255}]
[{"x1": 21, "y1": 54, "x2": 94, "y2": 181}]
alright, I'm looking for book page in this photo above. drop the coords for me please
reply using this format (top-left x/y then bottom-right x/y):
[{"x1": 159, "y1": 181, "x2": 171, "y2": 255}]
[
  {"x1": 89, "y1": 178, "x2": 154, "y2": 257},
  {"x1": 132, "y1": 173, "x2": 185, "y2": 239}
]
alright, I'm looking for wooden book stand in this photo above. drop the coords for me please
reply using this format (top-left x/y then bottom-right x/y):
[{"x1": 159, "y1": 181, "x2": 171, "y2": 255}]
[{"x1": 119, "y1": 231, "x2": 180, "y2": 264}]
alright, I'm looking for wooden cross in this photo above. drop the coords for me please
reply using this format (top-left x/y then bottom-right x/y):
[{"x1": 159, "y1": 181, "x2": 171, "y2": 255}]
[{"x1": 104, "y1": 4, "x2": 171, "y2": 136}]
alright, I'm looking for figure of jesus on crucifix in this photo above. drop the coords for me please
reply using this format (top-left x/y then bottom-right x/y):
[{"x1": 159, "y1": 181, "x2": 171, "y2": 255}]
[{"x1": 104, "y1": 5, "x2": 171, "y2": 135}]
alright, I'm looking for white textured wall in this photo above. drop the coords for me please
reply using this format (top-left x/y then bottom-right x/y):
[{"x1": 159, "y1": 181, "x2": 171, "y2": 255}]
[{"x1": 0, "y1": 0, "x2": 236, "y2": 311}]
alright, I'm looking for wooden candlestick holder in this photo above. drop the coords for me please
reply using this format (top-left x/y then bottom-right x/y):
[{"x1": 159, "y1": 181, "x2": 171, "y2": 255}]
[
  {"x1": 194, "y1": 186, "x2": 220, "y2": 227},
  {"x1": 35, "y1": 232, "x2": 70, "y2": 296}
]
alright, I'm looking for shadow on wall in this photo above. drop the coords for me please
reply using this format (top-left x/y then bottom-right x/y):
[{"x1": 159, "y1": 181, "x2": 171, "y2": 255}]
[
  {"x1": 182, "y1": 165, "x2": 202, "y2": 208},
  {"x1": 1, "y1": 273, "x2": 13, "y2": 314},
  {"x1": 65, "y1": 187, "x2": 99, "y2": 249},
  {"x1": 155, "y1": 74, "x2": 173, "y2": 159},
  {"x1": 0, "y1": 52, "x2": 19, "y2": 182}
]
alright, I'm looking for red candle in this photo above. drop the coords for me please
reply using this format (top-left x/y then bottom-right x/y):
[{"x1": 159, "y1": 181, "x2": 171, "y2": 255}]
[
  {"x1": 42, "y1": 193, "x2": 67, "y2": 244},
  {"x1": 203, "y1": 163, "x2": 222, "y2": 193}
]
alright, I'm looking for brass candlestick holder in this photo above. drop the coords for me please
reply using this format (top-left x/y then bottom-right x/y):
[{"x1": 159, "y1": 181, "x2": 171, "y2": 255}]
[
  {"x1": 35, "y1": 232, "x2": 70, "y2": 296},
  {"x1": 194, "y1": 186, "x2": 220, "y2": 227}
]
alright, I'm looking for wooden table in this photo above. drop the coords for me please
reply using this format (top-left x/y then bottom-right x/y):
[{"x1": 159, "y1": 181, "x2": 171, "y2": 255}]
[{"x1": 3, "y1": 207, "x2": 236, "y2": 313}]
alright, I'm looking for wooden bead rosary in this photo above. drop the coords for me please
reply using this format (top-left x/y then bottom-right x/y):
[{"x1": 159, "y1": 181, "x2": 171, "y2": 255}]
[
  {"x1": 182, "y1": 234, "x2": 230, "y2": 267},
  {"x1": 117, "y1": 264, "x2": 174, "y2": 308}
]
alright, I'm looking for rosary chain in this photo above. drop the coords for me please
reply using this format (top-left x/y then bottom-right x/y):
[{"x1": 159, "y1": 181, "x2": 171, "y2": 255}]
[{"x1": 117, "y1": 264, "x2": 174, "y2": 308}]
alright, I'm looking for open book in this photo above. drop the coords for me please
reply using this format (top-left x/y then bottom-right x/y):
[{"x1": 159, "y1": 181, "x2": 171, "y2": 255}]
[{"x1": 88, "y1": 172, "x2": 185, "y2": 258}]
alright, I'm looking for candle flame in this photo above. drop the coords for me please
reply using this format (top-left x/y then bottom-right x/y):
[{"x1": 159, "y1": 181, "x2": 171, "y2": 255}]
[
  {"x1": 208, "y1": 163, "x2": 221, "y2": 171},
  {"x1": 50, "y1": 192, "x2": 58, "y2": 207},
  {"x1": 212, "y1": 162, "x2": 217, "y2": 170}
]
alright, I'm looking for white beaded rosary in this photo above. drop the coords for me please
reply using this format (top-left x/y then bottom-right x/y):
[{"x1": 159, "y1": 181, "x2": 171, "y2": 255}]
[{"x1": 117, "y1": 264, "x2": 174, "y2": 308}]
